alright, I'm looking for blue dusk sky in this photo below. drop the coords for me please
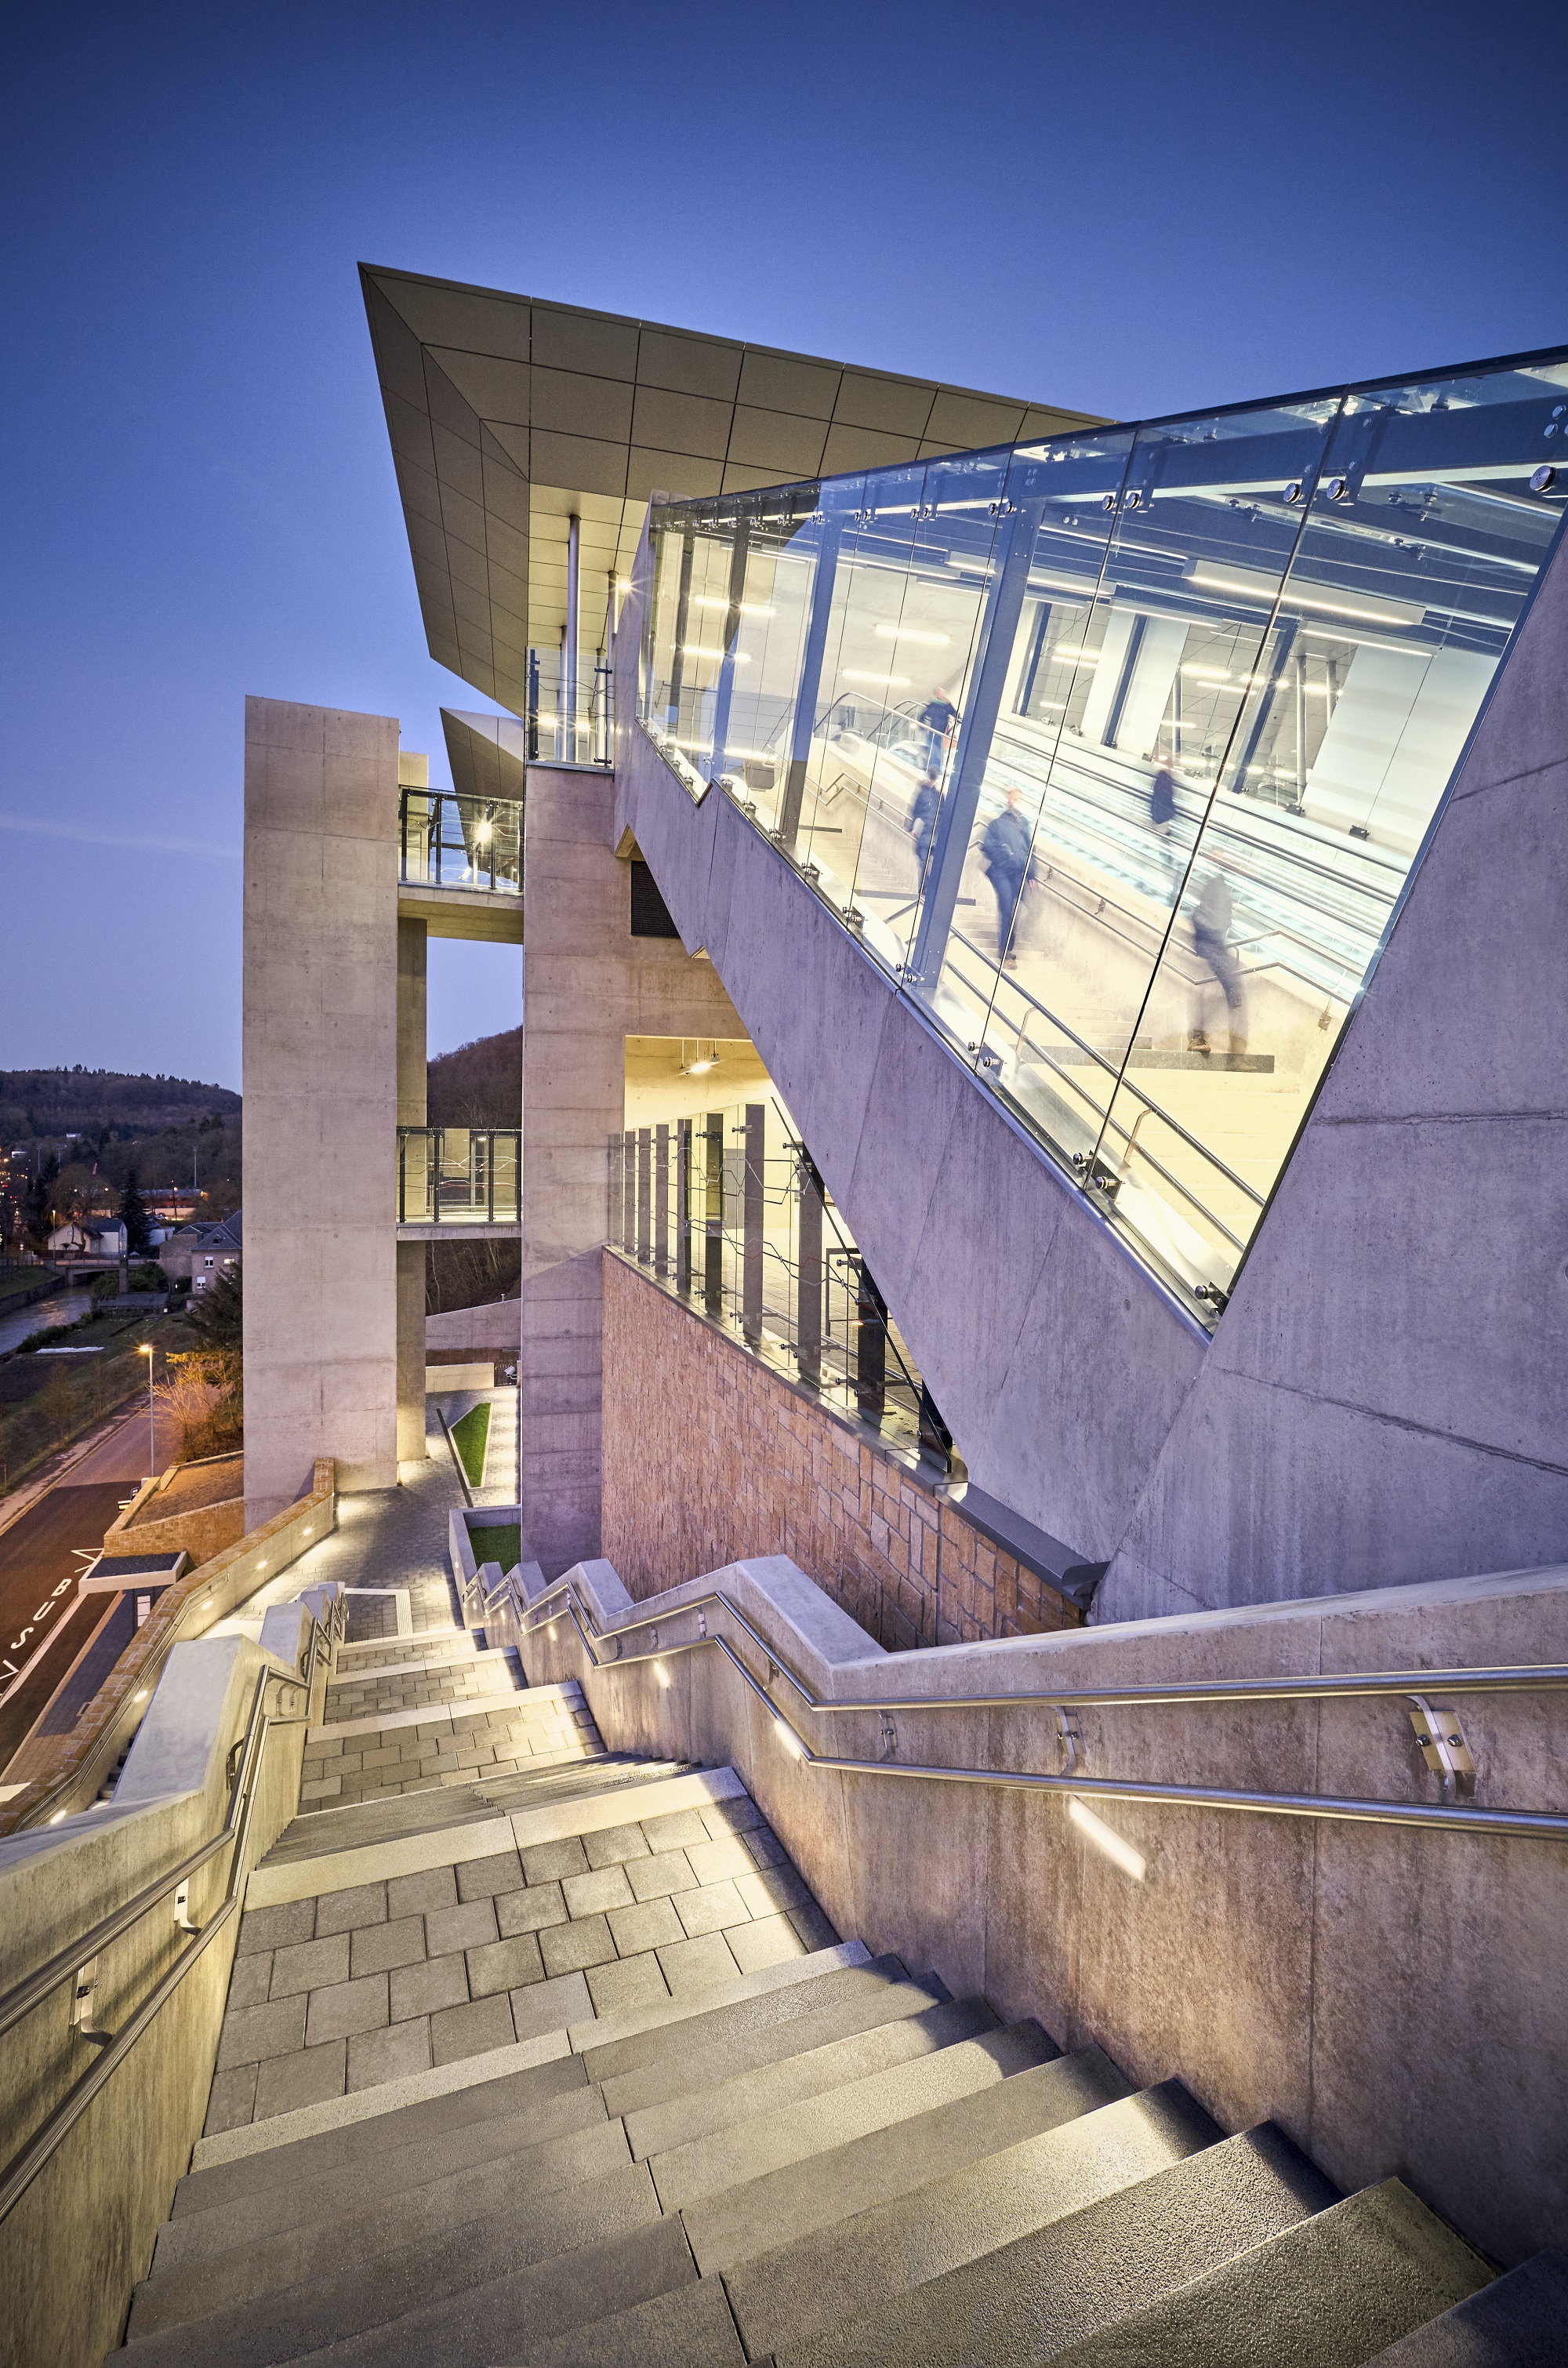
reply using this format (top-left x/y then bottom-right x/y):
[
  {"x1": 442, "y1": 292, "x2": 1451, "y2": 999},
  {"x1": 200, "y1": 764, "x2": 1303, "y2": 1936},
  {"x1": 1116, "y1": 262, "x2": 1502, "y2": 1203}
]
[{"x1": 2, "y1": 0, "x2": 1563, "y2": 1084}]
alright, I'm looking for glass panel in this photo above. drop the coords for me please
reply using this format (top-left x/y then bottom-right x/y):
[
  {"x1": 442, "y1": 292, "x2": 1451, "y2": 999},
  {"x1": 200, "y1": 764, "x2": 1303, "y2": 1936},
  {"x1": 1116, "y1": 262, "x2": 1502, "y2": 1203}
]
[{"x1": 637, "y1": 348, "x2": 1568, "y2": 1322}]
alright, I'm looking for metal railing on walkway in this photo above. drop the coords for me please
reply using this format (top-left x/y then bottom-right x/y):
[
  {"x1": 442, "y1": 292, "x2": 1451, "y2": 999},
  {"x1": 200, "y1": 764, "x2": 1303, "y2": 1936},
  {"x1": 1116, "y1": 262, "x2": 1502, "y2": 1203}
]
[
  {"x1": 518, "y1": 1573, "x2": 1568, "y2": 1843},
  {"x1": 399, "y1": 1127, "x2": 521, "y2": 1226}
]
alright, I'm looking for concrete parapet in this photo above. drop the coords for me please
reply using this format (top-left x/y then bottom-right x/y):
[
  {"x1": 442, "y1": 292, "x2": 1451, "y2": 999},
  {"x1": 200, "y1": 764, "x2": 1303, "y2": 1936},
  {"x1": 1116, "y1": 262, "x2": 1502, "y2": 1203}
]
[
  {"x1": 0, "y1": 1460, "x2": 336, "y2": 1835},
  {"x1": 103, "y1": 1453, "x2": 246, "y2": 1564},
  {"x1": 516, "y1": 1545, "x2": 1568, "y2": 2272}
]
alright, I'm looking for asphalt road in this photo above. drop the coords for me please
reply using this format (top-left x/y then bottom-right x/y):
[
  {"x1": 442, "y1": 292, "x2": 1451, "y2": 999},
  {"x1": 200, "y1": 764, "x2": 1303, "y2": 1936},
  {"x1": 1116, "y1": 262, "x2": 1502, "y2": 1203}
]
[{"x1": 0, "y1": 1482, "x2": 134, "y2": 1776}]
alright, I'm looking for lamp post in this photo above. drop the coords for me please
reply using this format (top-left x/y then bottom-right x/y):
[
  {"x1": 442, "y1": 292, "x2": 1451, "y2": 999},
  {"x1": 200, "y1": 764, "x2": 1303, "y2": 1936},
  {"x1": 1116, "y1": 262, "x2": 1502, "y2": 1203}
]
[{"x1": 139, "y1": 1342, "x2": 156, "y2": 1481}]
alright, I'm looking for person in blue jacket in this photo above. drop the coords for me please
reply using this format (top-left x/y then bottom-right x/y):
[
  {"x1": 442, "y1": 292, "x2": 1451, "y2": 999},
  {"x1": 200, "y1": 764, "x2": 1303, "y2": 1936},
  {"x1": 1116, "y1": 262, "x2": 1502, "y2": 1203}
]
[{"x1": 980, "y1": 788, "x2": 1037, "y2": 968}]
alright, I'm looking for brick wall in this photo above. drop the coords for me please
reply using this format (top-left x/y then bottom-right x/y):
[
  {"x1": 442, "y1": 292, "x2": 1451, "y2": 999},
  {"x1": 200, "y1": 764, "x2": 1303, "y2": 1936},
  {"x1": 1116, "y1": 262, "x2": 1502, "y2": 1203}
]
[{"x1": 601, "y1": 1255, "x2": 1080, "y2": 1651}]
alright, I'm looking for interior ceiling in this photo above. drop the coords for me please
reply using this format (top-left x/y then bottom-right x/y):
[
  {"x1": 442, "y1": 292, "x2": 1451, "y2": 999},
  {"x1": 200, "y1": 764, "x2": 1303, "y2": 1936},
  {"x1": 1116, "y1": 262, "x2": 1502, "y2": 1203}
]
[{"x1": 362, "y1": 263, "x2": 1104, "y2": 721}]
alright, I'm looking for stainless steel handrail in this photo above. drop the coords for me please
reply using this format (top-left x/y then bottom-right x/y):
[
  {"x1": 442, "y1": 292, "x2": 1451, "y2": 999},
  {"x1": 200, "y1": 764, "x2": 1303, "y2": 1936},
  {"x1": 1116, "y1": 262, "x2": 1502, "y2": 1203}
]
[
  {"x1": 517, "y1": 1579, "x2": 1568, "y2": 1843},
  {"x1": 0, "y1": 1597, "x2": 342, "y2": 2224}
]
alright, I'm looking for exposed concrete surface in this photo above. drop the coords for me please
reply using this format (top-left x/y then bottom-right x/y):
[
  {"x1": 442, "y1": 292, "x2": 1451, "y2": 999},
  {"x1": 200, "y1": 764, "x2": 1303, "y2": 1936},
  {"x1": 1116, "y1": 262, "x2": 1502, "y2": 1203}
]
[
  {"x1": 520, "y1": 1549, "x2": 1568, "y2": 2269},
  {"x1": 243, "y1": 698, "x2": 401, "y2": 1524},
  {"x1": 397, "y1": 913, "x2": 430, "y2": 1465},
  {"x1": 518, "y1": 767, "x2": 746, "y2": 1576}
]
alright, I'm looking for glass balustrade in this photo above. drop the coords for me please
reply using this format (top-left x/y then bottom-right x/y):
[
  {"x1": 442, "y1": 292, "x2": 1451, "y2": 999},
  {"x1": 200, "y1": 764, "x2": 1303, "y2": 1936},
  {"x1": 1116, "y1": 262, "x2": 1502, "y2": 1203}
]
[
  {"x1": 525, "y1": 643, "x2": 615, "y2": 768},
  {"x1": 397, "y1": 1128, "x2": 521, "y2": 1226},
  {"x1": 399, "y1": 789, "x2": 522, "y2": 895},
  {"x1": 640, "y1": 350, "x2": 1568, "y2": 1322},
  {"x1": 608, "y1": 1097, "x2": 953, "y2": 1469}
]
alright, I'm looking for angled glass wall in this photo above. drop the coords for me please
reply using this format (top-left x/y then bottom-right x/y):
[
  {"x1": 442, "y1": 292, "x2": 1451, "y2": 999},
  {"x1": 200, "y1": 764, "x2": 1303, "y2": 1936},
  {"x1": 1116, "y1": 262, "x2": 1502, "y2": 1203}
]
[{"x1": 640, "y1": 351, "x2": 1568, "y2": 1321}]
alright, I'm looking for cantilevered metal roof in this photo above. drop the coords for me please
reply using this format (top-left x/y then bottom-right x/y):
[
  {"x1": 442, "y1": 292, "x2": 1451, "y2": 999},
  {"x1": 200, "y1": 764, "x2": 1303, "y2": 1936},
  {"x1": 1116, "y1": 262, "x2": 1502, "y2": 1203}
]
[{"x1": 361, "y1": 263, "x2": 1102, "y2": 718}]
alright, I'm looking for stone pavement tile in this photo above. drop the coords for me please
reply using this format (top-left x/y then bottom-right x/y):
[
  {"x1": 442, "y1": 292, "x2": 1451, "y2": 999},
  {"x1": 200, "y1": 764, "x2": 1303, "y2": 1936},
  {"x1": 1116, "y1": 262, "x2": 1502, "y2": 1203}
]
[
  {"x1": 426, "y1": 1897, "x2": 499, "y2": 1956},
  {"x1": 624, "y1": 1850, "x2": 697, "y2": 1904},
  {"x1": 521, "y1": 1836, "x2": 590, "y2": 1884},
  {"x1": 269, "y1": 1934, "x2": 351, "y2": 1999},
  {"x1": 226, "y1": 1953, "x2": 274, "y2": 2010},
  {"x1": 674, "y1": 1880, "x2": 751, "y2": 1939},
  {"x1": 656, "y1": 1931, "x2": 742, "y2": 1996},
  {"x1": 237, "y1": 1899, "x2": 315, "y2": 1956},
  {"x1": 685, "y1": 1836, "x2": 753, "y2": 1886},
  {"x1": 509, "y1": 1970, "x2": 593, "y2": 2044},
  {"x1": 562, "y1": 1865, "x2": 635, "y2": 1918},
  {"x1": 495, "y1": 1882, "x2": 569, "y2": 1939},
  {"x1": 583, "y1": 1822, "x2": 652, "y2": 1870},
  {"x1": 736, "y1": 1865, "x2": 810, "y2": 1918},
  {"x1": 586, "y1": 1952, "x2": 670, "y2": 2018},
  {"x1": 466, "y1": 1933, "x2": 545, "y2": 1999},
  {"x1": 203, "y1": 2064, "x2": 258, "y2": 2137},
  {"x1": 456, "y1": 1848, "x2": 525, "y2": 1901},
  {"x1": 789, "y1": 1901, "x2": 839, "y2": 1952},
  {"x1": 639, "y1": 1808, "x2": 710, "y2": 1851},
  {"x1": 700, "y1": 1797, "x2": 764, "y2": 1838},
  {"x1": 430, "y1": 1992, "x2": 516, "y2": 2068},
  {"x1": 540, "y1": 1914, "x2": 617, "y2": 1978},
  {"x1": 216, "y1": 1995, "x2": 307, "y2": 2071},
  {"x1": 351, "y1": 1916, "x2": 428, "y2": 1978},
  {"x1": 255, "y1": 2039, "x2": 347, "y2": 2121},
  {"x1": 743, "y1": 1827, "x2": 790, "y2": 1870},
  {"x1": 305, "y1": 1972, "x2": 390, "y2": 2046},
  {"x1": 607, "y1": 1897, "x2": 685, "y2": 1958},
  {"x1": 387, "y1": 1865, "x2": 459, "y2": 1918},
  {"x1": 315, "y1": 1881, "x2": 388, "y2": 1937},
  {"x1": 728, "y1": 1914, "x2": 808, "y2": 1975},
  {"x1": 349, "y1": 2017, "x2": 432, "y2": 2092},
  {"x1": 390, "y1": 1951, "x2": 470, "y2": 2023}
]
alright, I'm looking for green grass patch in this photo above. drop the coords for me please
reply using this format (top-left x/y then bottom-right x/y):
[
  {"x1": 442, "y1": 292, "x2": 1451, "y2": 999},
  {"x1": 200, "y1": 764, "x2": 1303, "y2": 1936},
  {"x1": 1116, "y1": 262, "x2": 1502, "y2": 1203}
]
[
  {"x1": 0, "y1": 1310, "x2": 186, "y2": 1498},
  {"x1": 449, "y1": 1400, "x2": 491, "y2": 1490},
  {"x1": 0, "y1": 1267, "x2": 53, "y2": 1302},
  {"x1": 468, "y1": 1522, "x2": 520, "y2": 1574}
]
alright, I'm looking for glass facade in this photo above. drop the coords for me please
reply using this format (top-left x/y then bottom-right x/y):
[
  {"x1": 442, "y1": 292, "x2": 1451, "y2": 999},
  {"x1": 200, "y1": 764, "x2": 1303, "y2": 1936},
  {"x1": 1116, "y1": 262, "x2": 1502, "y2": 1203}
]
[
  {"x1": 608, "y1": 1095, "x2": 951, "y2": 1468},
  {"x1": 640, "y1": 352, "x2": 1568, "y2": 1320}
]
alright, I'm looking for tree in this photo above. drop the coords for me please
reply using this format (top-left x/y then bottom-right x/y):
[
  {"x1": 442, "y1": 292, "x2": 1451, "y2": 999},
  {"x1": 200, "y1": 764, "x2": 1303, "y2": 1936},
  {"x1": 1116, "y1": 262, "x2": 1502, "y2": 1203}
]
[
  {"x1": 189, "y1": 1262, "x2": 241, "y2": 1352},
  {"x1": 118, "y1": 1168, "x2": 154, "y2": 1256},
  {"x1": 25, "y1": 1150, "x2": 58, "y2": 1243}
]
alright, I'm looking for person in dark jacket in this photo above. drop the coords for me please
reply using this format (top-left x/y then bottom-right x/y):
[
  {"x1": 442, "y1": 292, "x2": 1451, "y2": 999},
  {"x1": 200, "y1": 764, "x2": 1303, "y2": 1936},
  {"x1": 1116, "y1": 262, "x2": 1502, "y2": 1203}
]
[
  {"x1": 1189, "y1": 866, "x2": 1247, "y2": 1055},
  {"x1": 980, "y1": 787, "x2": 1036, "y2": 968},
  {"x1": 906, "y1": 772, "x2": 940, "y2": 879},
  {"x1": 1148, "y1": 765, "x2": 1179, "y2": 880},
  {"x1": 917, "y1": 688, "x2": 959, "y2": 784}
]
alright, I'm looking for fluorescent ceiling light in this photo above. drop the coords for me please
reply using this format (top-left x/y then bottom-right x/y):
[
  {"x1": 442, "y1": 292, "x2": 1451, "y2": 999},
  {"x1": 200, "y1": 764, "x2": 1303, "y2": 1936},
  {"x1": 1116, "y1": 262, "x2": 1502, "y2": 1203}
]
[
  {"x1": 693, "y1": 596, "x2": 775, "y2": 616},
  {"x1": 1069, "y1": 1796, "x2": 1146, "y2": 1880},
  {"x1": 1181, "y1": 665, "x2": 1234, "y2": 683},
  {"x1": 681, "y1": 645, "x2": 752, "y2": 663},
  {"x1": 875, "y1": 624, "x2": 950, "y2": 645},
  {"x1": 843, "y1": 670, "x2": 911, "y2": 687},
  {"x1": 1188, "y1": 564, "x2": 1424, "y2": 630}
]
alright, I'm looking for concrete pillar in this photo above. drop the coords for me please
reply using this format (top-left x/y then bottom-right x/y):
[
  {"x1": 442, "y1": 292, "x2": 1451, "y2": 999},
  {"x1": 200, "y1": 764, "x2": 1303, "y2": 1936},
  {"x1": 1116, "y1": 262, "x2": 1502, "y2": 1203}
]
[
  {"x1": 518, "y1": 768, "x2": 746, "y2": 1574},
  {"x1": 396, "y1": 913, "x2": 428, "y2": 1462},
  {"x1": 242, "y1": 697, "x2": 401, "y2": 1527}
]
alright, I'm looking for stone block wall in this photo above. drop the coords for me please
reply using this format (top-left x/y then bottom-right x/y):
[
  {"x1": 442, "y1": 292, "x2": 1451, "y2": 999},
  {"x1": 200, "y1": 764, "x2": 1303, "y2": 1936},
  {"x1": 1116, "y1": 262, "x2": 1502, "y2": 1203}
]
[{"x1": 601, "y1": 1255, "x2": 1079, "y2": 1649}]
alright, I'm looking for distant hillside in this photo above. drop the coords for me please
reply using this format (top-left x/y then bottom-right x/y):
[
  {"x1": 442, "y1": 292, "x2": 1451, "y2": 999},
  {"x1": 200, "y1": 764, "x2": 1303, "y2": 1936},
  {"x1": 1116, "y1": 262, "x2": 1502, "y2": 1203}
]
[
  {"x1": 426, "y1": 1028, "x2": 521, "y2": 1128},
  {"x1": 0, "y1": 1068, "x2": 241, "y2": 1145}
]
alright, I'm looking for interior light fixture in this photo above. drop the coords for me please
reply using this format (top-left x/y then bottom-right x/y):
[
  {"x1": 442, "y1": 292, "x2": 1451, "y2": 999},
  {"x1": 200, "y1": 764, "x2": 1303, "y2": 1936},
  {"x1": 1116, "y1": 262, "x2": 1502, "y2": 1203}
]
[
  {"x1": 1068, "y1": 1796, "x2": 1146, "y2": 1881},
  {"x1": 874, "y1": 624, "x2": 949, "y2": 645},
  {"x1": 132, "y1": 1689, "x2": 148, "y2": 1702},
  {"x1": 1188, "y1": 564, "x2": 1424, "y2": 630},
  {"x1": 693, "y1": 596, "x2": 775, "y2": 618},
  {"x1": 1180, "y1": 664, "x2": 1233, "y2": 683},
  {"x1": 474, "y1": 822, "x2": 492, "y2": 844},
  {"x1": 681, "y1": 645, "x2": 752, "y2": 664},
  {"x1": 842, "y1": 670, "x2": 911, "y2": 688}
]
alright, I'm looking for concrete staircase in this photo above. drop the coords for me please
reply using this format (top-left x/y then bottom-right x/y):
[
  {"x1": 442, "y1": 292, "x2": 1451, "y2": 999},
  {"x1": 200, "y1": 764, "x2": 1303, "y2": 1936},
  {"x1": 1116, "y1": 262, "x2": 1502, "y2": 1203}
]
[{"x1": 107, "y1": 1677, "x2": 1568, "y2": 2366}]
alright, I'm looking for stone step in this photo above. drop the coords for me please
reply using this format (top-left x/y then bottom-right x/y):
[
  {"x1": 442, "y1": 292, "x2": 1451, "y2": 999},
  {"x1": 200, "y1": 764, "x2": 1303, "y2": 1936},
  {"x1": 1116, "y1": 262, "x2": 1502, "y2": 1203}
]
[
  {"x1": 623, "y1": 1992, "x2": 997, "y2": 2163},
  {"x1": 333, "y1": 1635, "x2": 477, "y2": 1666},
  {"x1": 716, "y1": 2073, "x2": 1210, "y2": 2359},
  {"x1": 650, "y1": 2018, "x2": 1057, "y2": 2215},
  {"x1": 322, "y1": 1644, "x2": 528, "y2": 1691},
  {"x1": 1365, "y1": 2247, "x2": 1568, "y2": 2366},
  {"x1": 474, "y1": 1760, "x2": 691, "y2": 1813},
  {"x1": 306, "y1": 1694, "x2": 582, "y2": 1745},
  {"x1": 500, "y1": 2275, "x2": 746, "y2": 2368},
  {"x1": 111, "y1": 2166, "x2": 677, "y2": 2368},
  {"x1": 579, "y1": 1949, "x2": 919, "y2": 2100},
  {"x1": 132, "y1": 2099, "x2": 626, "y2": 2333},
  {"x1": 1025, "y1": 2178, "x2": 1490, "y2": 2368},
  {"x1": 260, "y1": 1758, "x2": 669, "y2": 1868},
  {"x1": 757, "y1": 2119, "x2": 1333, "y2": 2366}
]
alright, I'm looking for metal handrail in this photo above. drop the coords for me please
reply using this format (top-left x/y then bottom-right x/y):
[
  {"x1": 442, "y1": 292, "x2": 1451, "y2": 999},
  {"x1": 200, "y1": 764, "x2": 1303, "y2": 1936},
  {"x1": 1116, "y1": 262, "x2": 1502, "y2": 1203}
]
[
  {"x1": 0, "y1": 1598, "x2": 342, "y2": 2225},
  {"x1": 517, "y1": 1578, "x2": 1568, "y2": 1843}
]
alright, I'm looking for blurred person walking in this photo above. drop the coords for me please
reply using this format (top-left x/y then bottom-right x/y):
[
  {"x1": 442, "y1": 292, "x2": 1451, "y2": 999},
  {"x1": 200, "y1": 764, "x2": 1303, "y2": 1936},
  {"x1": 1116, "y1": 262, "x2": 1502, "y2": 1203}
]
[
  {"x1": 980, "y1": 787, "x2": 1036, "y2": 968},
  {"x1": 1188, "y1": 866, "x2": 1248, "y2": 1055}
]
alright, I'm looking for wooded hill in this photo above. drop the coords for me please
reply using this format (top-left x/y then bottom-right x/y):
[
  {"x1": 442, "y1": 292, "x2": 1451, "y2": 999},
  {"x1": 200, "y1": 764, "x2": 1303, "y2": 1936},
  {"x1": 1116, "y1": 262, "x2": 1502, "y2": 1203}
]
[
  {"x1": 426, "y1": 1026, "x2": 521, "y2": 1128},
  {"x1": 0, "y1": 1069, "x2": 241, "y2": 1146}
]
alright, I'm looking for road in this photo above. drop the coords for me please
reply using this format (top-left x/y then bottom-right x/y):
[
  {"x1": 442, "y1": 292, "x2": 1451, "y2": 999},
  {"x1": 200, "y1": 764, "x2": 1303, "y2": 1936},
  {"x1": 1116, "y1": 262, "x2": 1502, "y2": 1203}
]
[{"x1": 0, "y1": 1401, "x2": 184, "y2": 1780}]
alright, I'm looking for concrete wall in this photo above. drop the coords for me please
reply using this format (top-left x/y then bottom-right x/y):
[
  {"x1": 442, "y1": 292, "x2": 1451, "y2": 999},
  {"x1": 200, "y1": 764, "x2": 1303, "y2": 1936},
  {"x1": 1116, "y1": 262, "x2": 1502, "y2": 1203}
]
[
  {"x1": 1097, "y1": 532, "x2": 1568, "y2": 1618},
  {"x1": 602, "y1": 1252, "x2": 1079, "y2": 1648},
  {"x1": 518, "y1": 765, "x2": 746, "y2": 1575},
  {"x1": 519, "y1": 1549, "x2": 1568, "y2": 2272},
  {"x1": 396, "y1": 910, "x2": 429, "y2": 1464},
  {"x1": 244, "y1": 698, "x2": 401, "y2": 1524}
]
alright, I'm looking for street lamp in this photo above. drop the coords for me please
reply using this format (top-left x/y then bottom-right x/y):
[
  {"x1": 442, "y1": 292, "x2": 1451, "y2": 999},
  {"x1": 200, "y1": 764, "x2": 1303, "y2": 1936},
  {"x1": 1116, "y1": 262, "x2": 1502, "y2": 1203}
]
[{"x1": 139, "y1": 1342, "x2": 156, "y2": 1481}]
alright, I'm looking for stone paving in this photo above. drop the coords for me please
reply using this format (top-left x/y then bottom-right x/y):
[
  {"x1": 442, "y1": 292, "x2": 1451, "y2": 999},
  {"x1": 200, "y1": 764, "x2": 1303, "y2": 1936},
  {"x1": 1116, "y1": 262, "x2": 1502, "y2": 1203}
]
[
  {"x1": 296, "y1": 1688, "x2": 601, "y2": 1813},
  {"x1": 205, "y1": 1792, "x2": 835, "y2": 2135}
]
